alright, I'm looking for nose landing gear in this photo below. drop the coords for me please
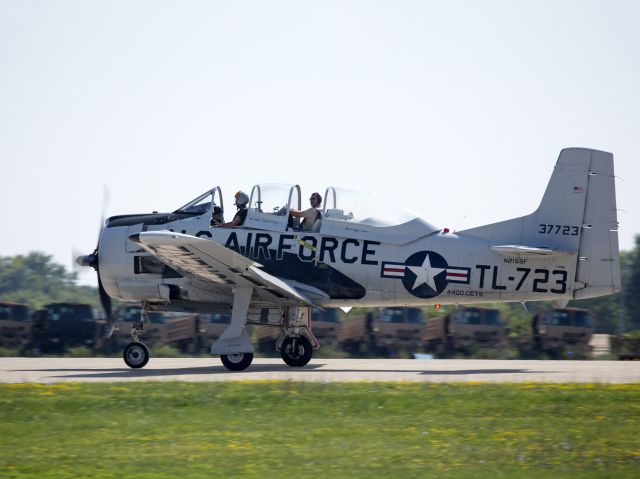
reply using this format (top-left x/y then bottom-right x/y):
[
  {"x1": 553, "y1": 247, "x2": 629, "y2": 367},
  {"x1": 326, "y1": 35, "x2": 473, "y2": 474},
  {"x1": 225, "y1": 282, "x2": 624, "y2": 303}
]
[{"x1": 123, "y1": 304, "x2": 151, "y2": 369}]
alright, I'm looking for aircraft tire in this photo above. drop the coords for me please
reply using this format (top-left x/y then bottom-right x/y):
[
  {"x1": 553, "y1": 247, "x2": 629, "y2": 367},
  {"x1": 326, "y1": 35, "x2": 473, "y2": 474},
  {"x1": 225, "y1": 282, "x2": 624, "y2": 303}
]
[
  {"x1": 123, "y1": 342, "x2": 150, "y2": 369},
  {"x1": 220, "y1": 353, "x2": 253, "y2": 371},
  {"x1": 281, "y1": 336, "x2": 312, "y2": 367}
]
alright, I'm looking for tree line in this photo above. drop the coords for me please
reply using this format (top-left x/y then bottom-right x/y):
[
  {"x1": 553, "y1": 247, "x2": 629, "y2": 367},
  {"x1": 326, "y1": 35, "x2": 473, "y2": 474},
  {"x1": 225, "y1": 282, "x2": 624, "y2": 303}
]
[{"x1": 0, "y1": 252, "x2": 99, "y2": 310}]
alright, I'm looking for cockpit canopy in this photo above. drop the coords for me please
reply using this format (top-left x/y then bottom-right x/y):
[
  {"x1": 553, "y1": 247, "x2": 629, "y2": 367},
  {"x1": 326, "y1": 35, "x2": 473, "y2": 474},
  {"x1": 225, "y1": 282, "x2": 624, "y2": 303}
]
[
  {"x1": 174, "y1": 183, "x2": 438, "y2": 243},
  {"x1": 322, "y1": 186, "x2": 420, "y2": 227}
]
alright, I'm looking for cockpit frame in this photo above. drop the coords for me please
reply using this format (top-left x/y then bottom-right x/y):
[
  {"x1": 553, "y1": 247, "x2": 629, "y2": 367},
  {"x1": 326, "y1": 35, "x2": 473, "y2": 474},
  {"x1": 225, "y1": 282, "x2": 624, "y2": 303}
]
[
  {"x1": 175, "y1": 186, "x2": 224, "y2": 217},
  {"x1": 244, "y1": 184, "x2": 302, "y2": 232}
]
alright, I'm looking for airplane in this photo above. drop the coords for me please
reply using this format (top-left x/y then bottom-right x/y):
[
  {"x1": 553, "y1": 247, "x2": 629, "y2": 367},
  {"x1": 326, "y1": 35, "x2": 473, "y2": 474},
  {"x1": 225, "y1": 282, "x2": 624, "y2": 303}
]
[{"x1": 76, "y1": 147, "x2": 620, "y2": 371}]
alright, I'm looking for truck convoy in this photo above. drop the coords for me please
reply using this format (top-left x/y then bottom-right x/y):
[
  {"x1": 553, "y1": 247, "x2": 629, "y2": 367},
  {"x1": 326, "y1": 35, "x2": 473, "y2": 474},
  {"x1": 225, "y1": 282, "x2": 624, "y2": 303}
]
[
  {"x1": 422, "y1": 306, "x2": 594, "y2": 358},
  {"x1": 0, "y1": 301, "x2": 617, "y2": 359}
]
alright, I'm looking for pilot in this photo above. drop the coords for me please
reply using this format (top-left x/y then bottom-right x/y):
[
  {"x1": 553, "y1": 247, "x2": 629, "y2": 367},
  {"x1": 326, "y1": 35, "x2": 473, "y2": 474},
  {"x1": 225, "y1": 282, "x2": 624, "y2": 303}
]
[
  {"x1": 215, "y1": 191, "x2": 249, "y2": 227},
  {"x1": 210, "y1": 206, "x2": 224, "y2": 226},
  {"x1": 289, "y1": 192, "x2": 322, "y2": 231}
]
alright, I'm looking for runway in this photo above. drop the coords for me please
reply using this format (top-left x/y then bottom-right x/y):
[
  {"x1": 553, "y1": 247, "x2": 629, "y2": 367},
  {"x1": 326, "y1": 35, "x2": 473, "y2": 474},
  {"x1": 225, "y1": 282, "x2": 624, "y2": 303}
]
[{"x1": 1, "y1": 357, "x2": 639, "y2": 384}]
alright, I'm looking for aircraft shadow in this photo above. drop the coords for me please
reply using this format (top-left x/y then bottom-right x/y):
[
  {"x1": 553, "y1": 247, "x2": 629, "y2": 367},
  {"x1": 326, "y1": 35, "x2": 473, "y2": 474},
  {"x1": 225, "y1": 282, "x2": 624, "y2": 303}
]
[
  {"x1": 11, "y1": 365, "x2": 540, "y2": 380},
  {"x1": 420, "y1": 368, "x2": 534, "y2": 375},
  {"x1": 11, "y1": 364, "x2": 321, "y2": 380},
  {"x1": 298, "y1": 368, "x2": 537, "y2": 376}
]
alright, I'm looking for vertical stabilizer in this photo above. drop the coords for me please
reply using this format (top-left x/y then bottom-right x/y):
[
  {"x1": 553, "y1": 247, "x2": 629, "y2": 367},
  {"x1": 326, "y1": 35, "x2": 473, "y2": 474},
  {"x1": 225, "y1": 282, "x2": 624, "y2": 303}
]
[{"x1": 459, "y1": 148, "x2": 620, "y2": 298}]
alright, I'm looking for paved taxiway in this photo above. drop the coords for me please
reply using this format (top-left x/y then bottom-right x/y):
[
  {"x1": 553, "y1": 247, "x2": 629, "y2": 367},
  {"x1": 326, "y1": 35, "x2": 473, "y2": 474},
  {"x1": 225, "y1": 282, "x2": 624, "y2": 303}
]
[{"x1": 1, "y1": 357, "x2": 639, "y2": 384}]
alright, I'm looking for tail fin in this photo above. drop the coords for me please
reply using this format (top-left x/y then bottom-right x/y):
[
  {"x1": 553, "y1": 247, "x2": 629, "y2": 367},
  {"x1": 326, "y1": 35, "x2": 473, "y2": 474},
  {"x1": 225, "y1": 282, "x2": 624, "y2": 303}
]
[{"x1": 459, "y1": 147, "x2": 621, "y2": 298}]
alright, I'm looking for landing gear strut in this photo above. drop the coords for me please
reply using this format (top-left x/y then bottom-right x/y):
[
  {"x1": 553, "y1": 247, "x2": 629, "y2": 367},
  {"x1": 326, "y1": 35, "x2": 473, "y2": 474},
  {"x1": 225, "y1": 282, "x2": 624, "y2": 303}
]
[{"x1": 212, "y1": 287, "x2": 255, "y2": 372}]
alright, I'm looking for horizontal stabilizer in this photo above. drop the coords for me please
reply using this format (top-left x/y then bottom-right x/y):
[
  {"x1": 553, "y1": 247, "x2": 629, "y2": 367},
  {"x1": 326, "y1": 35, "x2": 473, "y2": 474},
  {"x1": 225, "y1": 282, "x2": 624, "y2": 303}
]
[{"x1": 491, "y1": 245, "x2": 574, "y2": 256}]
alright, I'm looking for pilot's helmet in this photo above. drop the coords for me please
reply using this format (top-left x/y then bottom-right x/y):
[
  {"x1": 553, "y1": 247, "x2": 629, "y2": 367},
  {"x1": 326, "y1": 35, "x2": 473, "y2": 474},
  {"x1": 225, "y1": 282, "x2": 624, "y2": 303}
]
[
  {"x1": 235, "y1": 191, "x2": 249, "y2": 206},
  {"x1": 310, "y1": 192, "x2": 322, "y2": 206}
]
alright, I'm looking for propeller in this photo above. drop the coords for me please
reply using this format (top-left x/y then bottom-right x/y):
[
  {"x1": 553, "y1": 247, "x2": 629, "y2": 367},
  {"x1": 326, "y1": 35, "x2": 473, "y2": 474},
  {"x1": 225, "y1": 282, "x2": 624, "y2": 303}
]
[
  {"x1": 76, "y1": 245, "x2": 116, "y2": 339},
  {"x1": 75, "y1": 186, "x2": 116, "y2": 339}
]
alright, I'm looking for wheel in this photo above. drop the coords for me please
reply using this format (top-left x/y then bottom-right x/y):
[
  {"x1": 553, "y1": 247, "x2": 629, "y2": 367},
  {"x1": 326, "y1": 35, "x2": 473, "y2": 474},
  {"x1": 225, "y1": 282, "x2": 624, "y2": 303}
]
[
  {"x1": 280, "y1": 336, "x2": 313, "y2": 367},
  {"x1": 220, "y1": 353, "x2": 253, "y2": 371},
  {"x1": 123, "y1": 342, "x2": 150, "y2": 369}
]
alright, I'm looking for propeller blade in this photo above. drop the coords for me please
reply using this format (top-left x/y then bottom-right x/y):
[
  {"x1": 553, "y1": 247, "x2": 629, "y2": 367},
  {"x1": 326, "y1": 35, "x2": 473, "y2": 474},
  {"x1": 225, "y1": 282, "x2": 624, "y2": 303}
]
[
  {"x1": 98, "y1": 275, "x2": 116, "y2": 339},
  {"x1": 100, "y1": 185, "x2": 110, "y2": 231}
]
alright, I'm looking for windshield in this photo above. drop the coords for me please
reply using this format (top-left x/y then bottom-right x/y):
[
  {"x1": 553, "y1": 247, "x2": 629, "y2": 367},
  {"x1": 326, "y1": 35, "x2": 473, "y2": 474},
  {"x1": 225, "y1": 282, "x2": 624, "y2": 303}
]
[
  {"x1": 0, "y1": 304, "x2": 29, "y2": 321},
  {"x1": 484, "y1": 310, "x2": 502, "y2": 326},
  {"x1": 379, "y1": 308, "x2": 405, "y2": 323},
  {"x1": 175, "y1": 187, "x2": 223, "y2": 215},
  {"x1": 456, "y1": 309, "x2": 482, "y2": 325},
  {"x1": 47, "y1": 304, "x2": 94, "y2": 321},
  {"x1": 406, "y1": 308, "x2": 425, "y2": 324},
  {"x1": 323, "y1": 187, "x2": 429, "y2": 227},
  {"x1": 547, "y1": 310, "x2": 572, "y2": 326},
  {"x1": 574, "y1": 310, "x2": 591, "y2": 327}
]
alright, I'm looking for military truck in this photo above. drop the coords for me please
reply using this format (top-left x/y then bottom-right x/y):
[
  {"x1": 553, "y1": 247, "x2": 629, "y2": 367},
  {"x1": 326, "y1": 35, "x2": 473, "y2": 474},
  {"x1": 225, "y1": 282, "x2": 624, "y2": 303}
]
[
  {"x1": 0, "y1": 302, "x2": 31, "y2": 348},
  {"x1": 530, "y1": 308, "x2": 593, "y2": 358},
  {"x1": 422, "y1": 307, "x2": 504, "y2": 356},
  {"x1": 609, "y1": 335, "x2": 640, "y2": 360},
  {"x1": 30, "y1": 302, "x2": 99, "y2": 353},
  {"x1": 338, "y1": 307, "x2": 425, "y2": 357}
]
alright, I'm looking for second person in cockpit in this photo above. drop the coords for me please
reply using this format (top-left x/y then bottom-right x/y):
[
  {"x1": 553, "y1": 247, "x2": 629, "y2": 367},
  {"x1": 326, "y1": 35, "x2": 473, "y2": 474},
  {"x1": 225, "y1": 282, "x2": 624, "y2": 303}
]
[{"x1": 289, "y1": 192, "x2": 322, "y2": 231}]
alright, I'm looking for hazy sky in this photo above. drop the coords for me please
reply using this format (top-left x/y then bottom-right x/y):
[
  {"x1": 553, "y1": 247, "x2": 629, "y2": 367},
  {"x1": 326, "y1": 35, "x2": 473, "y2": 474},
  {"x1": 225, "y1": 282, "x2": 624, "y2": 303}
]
[{"x1": 1, "y1": 1, "x2": 638, "y2": 286}]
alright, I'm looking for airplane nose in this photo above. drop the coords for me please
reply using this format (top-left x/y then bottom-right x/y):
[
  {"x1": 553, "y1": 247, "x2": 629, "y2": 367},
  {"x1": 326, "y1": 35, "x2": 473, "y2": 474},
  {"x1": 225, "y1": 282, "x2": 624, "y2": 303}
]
[{"x1": 76, "y1": 253, "x2": 98, "y2": 269}]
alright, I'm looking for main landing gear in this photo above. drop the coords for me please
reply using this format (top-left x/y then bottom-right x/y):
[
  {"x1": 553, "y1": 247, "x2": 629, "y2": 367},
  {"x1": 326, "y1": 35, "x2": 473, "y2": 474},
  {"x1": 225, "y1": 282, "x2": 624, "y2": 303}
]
[
  {"x1": 280, "y1": 335, "x2": 313, "y2": 367},
  {"x1": 211, "y1": 293, "x2": 319, "y2": 372},
  {"x1": 220, "y1": 352, "x2": 254, "y2": 371}
]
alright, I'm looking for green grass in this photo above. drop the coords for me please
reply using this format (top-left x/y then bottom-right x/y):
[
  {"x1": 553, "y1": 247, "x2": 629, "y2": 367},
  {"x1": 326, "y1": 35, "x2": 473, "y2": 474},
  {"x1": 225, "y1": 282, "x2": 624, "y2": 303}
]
[{"x1": 1, "y1": 382, "x2": 639, "y2": 478}]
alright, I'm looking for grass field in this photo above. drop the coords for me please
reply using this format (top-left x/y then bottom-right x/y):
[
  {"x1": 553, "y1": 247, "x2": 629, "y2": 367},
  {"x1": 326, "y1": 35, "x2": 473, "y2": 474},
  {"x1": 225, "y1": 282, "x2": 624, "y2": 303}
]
[{"x1": 1, "y1": 382, "x2": 639, "y2": 478}]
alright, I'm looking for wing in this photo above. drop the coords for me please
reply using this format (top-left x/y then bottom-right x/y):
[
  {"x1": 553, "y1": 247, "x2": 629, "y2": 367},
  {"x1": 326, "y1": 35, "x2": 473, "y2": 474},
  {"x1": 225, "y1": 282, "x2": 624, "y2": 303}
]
[{"x1": 129, "y1": 231, "x2": 323, "y2": 306}]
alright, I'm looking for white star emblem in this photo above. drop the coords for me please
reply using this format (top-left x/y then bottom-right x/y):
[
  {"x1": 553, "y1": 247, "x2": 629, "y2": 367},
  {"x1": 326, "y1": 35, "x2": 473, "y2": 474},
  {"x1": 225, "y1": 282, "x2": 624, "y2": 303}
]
[{"x1": 406, "y1": 254, "x2": 445, "y2": 291}]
